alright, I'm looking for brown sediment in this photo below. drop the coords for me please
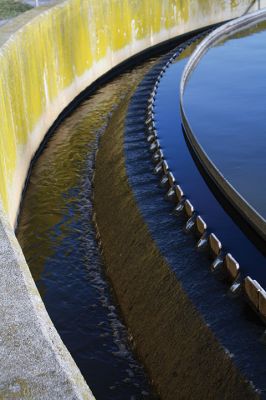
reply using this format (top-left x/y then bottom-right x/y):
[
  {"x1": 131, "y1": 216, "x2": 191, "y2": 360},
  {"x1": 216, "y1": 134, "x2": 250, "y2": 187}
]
[{"x1": 93, "y1": 87, "x2": 259, "y2": 399}]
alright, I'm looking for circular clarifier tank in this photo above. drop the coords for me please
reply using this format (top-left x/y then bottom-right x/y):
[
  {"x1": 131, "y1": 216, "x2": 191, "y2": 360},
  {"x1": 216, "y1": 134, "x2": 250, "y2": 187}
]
[{"x1": 183, "y1": 18, "x2": 266, "y2": 238}]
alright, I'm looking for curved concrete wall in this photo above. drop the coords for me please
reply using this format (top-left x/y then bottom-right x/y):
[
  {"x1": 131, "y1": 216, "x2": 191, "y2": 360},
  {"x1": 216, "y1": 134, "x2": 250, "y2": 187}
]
[
  {"x1": 0, "y1": 0, "x2": 259, "y2": 227},
  {"x1": 180, "y1": 8, "x2": 266, "y2": 242},
  {"x1": 0, "y1": 0, "x2": 262, "y2": 398}
]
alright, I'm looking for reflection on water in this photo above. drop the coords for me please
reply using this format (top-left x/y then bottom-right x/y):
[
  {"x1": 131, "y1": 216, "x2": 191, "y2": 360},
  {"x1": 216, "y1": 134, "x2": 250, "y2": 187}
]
[
  {"x1": 156, "y1": 33, "x2": 265, "y2": 288},
  {"x1": 16, "y1": 60, "x2": 158, "y2": 399},
  {"x1": 184, "y1": 20, "x2": 266, "y2": 220},
  {"x1": 125, "y1": 39, "x2": 266, "y2": 398}
]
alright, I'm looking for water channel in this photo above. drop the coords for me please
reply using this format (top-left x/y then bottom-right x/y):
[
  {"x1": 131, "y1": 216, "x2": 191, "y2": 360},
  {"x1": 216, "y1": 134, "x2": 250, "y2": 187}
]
[
  {"x1": 16, "y1": 58, "x2": 159, "y2": 399},
  {"x1": 184, "y1": 20, "x2": 266, "y2": 221},
  {"x1": 15, "y1": 12, "x2": 266, "y2": 400}
]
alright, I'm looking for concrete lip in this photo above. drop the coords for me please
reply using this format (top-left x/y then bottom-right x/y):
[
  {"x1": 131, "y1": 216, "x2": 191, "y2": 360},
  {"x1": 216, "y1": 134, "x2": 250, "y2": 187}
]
[
  {"x1": 180, "y1": 9, "x2": 266, "y2": 243},
  {"x1": 0, "y1": 1, "x2": 263, "y2": 398}
]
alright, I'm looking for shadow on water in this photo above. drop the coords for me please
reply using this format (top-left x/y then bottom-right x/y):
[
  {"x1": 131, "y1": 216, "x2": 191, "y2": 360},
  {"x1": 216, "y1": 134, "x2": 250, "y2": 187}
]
[
  {"x1": 124, "y1": 38, "x2": 266, "y2": 397},
  {"x1": 14, "y1": 9, "x2": 266, "y2": 398},
  {"x1": 16, "y1": 59, "x2": 160, "y2": 399},
  {"x1": 15, "y1": 22, "x2": 222, "y2": 399}
]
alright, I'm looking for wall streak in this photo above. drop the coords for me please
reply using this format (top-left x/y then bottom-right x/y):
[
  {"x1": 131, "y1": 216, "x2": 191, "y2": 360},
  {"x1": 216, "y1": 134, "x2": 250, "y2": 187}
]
[{"x1": 0, "y1": 0, "x2": 263, "y2": 398}]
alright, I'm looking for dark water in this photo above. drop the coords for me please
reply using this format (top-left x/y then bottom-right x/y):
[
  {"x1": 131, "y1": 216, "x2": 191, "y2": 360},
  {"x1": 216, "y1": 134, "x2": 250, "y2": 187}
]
[
  {"x1": 155, "y1": 42, "x2": 266, "y2": 286},
  {"x1": 16, "y1": 61, "x2": 158, "y2": 399},
  {"x1": 15, "y1": 22, "x2": 266, "y2": 399},
  {"x1": 184, "y1": 20, "x2": 266, "y2": 220},
  {"x1": 125, "y1": 41, "x2": 266, "y2": 398}
]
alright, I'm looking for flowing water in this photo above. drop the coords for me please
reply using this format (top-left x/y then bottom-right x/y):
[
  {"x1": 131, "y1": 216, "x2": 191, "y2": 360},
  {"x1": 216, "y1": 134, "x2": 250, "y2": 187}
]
[
  {"x1": 124, "y1": 40, "x2": 266, "y2": 397},
  {"x1": 15, "y1": 15, "x2": 266, "y2": 400},
  {"x1": 154, "y1": 38, "x2": 266, "y2": 286},
  {"x1": 16, "y1": 59, "x2": 159, "y2": 399}
]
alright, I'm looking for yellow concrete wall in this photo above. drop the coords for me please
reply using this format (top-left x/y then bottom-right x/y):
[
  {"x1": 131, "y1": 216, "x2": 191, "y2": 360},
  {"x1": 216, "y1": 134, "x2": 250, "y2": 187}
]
[
  {"x1": 0, "y1": 1, "x2": 263, "y2": 397},
  {"x1": 0, "y1": 0, "x2": 258, "y2": 226}
]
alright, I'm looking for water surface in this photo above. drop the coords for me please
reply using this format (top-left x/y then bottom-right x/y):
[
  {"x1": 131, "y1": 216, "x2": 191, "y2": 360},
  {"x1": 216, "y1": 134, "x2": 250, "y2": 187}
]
[
  {"x1": 125, "y1": 41, "x2": 266, "y2": 398},
  {"x1": 184, "y1": 20, "x2": 266, "y2": 220},
  {"x1": 16, "y1": 61, "x2": 158, "y2": 400}
]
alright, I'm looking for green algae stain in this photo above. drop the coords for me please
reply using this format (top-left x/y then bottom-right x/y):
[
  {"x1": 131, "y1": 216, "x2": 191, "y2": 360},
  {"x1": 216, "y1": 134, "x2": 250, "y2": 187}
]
[
  {"x1": 165, "y1": 0, "x2": 189, "y2": 30},
  {"x1": 108, "y1": 0, "x2": 132, "y2": 51},
  {"x1": 0, "y1": 0, "x2": 250, "y2": 221},
  {"x1": 231, "y1": 0, "x2": 242, "y2": 9},
  {"x1": 0, "y1": 378, "x2": 32, "y2": 399}
]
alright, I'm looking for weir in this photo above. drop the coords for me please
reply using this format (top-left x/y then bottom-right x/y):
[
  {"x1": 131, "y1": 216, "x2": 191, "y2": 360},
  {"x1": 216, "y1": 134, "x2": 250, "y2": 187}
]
[{"x1": 0, "y1": 0, "x2": 265, "y2": 399}]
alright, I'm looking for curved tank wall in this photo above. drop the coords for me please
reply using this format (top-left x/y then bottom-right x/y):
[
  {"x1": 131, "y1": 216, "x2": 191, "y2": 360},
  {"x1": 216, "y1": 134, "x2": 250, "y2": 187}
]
[
  {"x1": 0, "y1": 0, "x2": 263, "y2": 398},
  {"x1": 0, "y1": 0, "x2": 260, "y2": 227},
  {"x1": 180, "y1": 8, "x2": 266, "y2": 242}
]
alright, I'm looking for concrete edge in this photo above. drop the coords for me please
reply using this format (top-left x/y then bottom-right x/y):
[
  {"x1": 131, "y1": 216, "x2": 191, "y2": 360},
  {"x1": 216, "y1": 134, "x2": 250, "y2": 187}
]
[
  {"x1": 92, "y1": 67, "x2": 260, "y2": 399},
  {"x1": 0, "y1": 200, "x2": 95, "y2": 399},
  {"x1": 0, "y1": 1, "x2": 262, "y2": 398},
  {"x1": 180, "y1": 9, "x2": 266, "y2": 242}
]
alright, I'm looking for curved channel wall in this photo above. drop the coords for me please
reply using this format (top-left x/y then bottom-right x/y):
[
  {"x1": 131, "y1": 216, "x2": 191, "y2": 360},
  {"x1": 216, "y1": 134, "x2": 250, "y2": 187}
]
[
  {"x1": 0, "y1": 0, "x2": 262, "y2": 398},
  {"x1": 180, "y1": 8, "x2": 266, "y2": 242}
]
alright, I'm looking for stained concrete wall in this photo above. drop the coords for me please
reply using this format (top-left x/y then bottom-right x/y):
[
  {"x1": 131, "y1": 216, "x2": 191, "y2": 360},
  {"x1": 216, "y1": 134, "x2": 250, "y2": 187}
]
[
  {"x1": 0, "y1": 0, "x2": 262, "y2": 398},
  {"x1": 0, "y1": 0, "x2": 260, "y2": 227}
]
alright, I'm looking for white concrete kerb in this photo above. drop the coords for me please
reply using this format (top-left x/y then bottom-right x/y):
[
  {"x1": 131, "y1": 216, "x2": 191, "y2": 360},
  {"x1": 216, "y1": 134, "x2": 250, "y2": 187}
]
[{"x1": 180, "y1": 9, "x2": 266, "y2": 242}]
